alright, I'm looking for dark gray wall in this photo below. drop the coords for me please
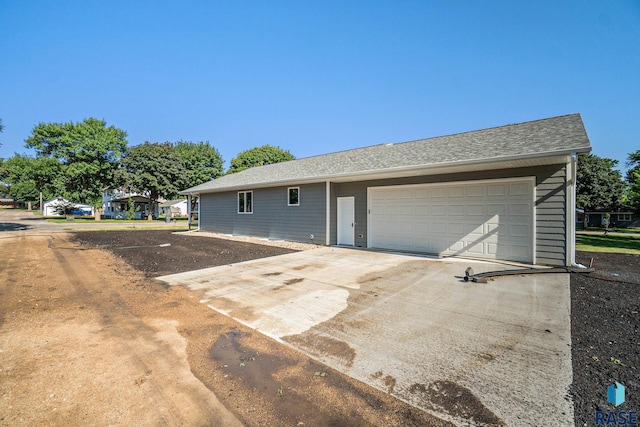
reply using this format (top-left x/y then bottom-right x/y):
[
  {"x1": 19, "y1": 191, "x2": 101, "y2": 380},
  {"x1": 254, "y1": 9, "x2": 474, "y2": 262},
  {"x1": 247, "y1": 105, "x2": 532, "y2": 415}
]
[
  {"x1": 332, "y1": 164, "x2": 567, "y2": 265},
  {"x1": 199, "y1": 182, "x2": 326, "y2": 244}
]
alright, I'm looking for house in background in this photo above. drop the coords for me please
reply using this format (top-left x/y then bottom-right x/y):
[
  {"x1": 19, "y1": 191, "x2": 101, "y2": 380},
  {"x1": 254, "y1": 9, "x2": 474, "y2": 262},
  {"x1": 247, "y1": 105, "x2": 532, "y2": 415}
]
[
  {"x1": 101, "y1": 189, "x2": 161, "y2": 219},
  {"x1": 43, "y1": 197, "x2": 94, "y2": 217},
  {"x1": 581, "y1": 210, "x2": 639, "y2": 228},
  {"x1": 181, "y1": 114, "x2": 591, "y2": 266},
  {"x1": 159, "y1": 199, "x2": 188, "y2": 218},
  {"x1": 0, "y1": 198, "x2": 25, "y2": 209}
]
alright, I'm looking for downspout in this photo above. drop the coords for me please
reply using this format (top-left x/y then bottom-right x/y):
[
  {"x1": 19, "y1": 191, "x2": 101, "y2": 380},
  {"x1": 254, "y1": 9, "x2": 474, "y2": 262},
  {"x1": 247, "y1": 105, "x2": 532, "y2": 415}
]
[
  {"x1": 187, "y1": 194, "x2": 192, "y2": 231},
  {"x1": 197, "y1": 193, "x2": 201, "y2": 231},
  {"x1": 325, "y1": 181, "x2": 331, "y2": 245},
  {"x1": 566, "y1": 154, "x2": 578, "y2": 266}
]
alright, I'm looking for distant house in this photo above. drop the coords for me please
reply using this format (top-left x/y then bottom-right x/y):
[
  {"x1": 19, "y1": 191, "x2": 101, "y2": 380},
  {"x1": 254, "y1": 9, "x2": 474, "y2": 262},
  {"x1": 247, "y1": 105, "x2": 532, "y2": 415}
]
[
  {"x1": 180, "y1": 114, "x2": 592, "y2": 266},
  {"x1": 159, "y1": 199, "x2": 188, "y2": 218},
  {"x1": 0, "y1": 198, "x2": 25, "y2": 209},
  {"x1": 581, "y1": 210, "x2": 639, "y2": 228},
  {"x1": 43, "y1": 197, "x2": 93, "y2": 217},
  {"x1": 101, "y1": 189, "x2": 161, "y2": 219}
]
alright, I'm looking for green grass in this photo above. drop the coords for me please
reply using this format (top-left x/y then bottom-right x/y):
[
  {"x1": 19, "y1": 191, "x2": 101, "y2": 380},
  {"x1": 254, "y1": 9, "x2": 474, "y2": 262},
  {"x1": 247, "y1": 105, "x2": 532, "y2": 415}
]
[{"x1": 576, "y1": 234, "x2": 640, "y2": 255}]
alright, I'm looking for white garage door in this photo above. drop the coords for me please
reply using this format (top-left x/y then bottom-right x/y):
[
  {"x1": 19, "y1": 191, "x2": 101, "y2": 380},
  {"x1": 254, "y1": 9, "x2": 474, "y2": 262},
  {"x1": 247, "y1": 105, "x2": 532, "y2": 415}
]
[{"x1": 368, "y1": 179, "x2": 534, "y2": 263}]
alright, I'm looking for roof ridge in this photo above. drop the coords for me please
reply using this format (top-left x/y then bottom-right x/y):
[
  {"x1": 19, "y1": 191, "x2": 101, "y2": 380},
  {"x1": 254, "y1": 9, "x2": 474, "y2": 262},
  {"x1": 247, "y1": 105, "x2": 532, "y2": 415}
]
[{"x1": 277, "y1": 113, "x2": 583, "y2": 163}]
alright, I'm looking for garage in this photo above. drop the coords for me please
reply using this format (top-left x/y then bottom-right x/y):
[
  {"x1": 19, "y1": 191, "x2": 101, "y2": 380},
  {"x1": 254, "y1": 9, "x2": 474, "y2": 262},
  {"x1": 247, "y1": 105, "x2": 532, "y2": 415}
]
[{"x1": 367, "y1": 178, "x2": 534, "y2": 263}]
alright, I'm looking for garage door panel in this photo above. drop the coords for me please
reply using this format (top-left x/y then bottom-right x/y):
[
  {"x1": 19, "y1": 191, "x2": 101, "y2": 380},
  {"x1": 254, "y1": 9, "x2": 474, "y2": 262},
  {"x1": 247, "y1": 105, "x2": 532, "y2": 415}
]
[
  {"x1": 448, "y1": 187, "x2": 465, "y2": 197},
  {"x1": 466, "y1": 204, "x2": 485, "y2": 216},
  {"x1": 509, "y1": 204, "x2": 531, "y2": 216},
  {"x1": 447, "y1": 204, "x2": 465, "y2": 216},
  {"x1": 487, "y1": 204, "x2": 507, "y2": 215},
  {"x1": 369, "y1": 179, "x2": 533, "y2": 263},
  {"x1": 431, "y1": 205, "x2": 447, "y2": 216},
  {"x1": 466, "y1": 185, "x2": 485, "y2": 197},
  {"x1": 509, "y1": 182, "x2": 531, "y2": 196},
  {"x1": 487, "y1": 184, "x2": 507, "y2": 196}
]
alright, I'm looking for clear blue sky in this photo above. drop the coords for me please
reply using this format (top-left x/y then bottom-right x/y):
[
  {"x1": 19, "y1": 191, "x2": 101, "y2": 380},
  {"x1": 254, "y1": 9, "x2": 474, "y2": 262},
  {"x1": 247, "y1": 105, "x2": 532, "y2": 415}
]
[{"x1": 1, "y1": 1, "x2": 638, "y2": 172}]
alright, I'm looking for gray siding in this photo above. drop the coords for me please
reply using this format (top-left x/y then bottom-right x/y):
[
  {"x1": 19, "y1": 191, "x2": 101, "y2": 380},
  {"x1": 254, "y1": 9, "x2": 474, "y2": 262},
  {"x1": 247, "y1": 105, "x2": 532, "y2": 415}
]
[
  {"x1": 200, "y1": 183, "x2": 326, "y2": 244},
  {"x1": 332, "y1": 164, "x2": 567, "y2": 265}
]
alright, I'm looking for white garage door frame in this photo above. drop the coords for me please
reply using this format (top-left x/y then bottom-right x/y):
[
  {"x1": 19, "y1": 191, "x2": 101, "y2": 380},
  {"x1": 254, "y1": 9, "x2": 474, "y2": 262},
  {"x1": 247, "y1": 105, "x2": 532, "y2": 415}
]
[{"x1": 367, "y1": 177, "x2": 536, "y2": 263}]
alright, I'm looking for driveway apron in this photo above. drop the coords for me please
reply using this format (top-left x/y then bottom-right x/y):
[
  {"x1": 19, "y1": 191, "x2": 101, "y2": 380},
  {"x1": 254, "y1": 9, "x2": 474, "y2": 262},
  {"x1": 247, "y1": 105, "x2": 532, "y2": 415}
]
[{"x1": 158, "y1": 247, "x2": 573, "y2": 426}]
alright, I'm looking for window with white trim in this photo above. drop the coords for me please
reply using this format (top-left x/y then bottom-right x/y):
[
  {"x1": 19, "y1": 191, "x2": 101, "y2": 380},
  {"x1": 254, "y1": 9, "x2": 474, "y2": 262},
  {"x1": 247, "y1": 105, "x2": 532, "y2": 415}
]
[
  {"x1": 238, "y1": 191, "x2": 253, "y2": 214},
  {"x1": 618, "y1": 213, "x2": 632, "y2": 221},
  {"x1": 288, "y1": 187, "x2": 299, "y2": 206}
]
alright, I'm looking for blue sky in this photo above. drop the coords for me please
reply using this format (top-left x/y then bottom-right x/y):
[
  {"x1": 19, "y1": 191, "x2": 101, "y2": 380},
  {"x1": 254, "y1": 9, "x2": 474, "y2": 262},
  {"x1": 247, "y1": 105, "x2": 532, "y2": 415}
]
[{"x1": 1, "y1": 1, "x2": 639, "y2": 172}]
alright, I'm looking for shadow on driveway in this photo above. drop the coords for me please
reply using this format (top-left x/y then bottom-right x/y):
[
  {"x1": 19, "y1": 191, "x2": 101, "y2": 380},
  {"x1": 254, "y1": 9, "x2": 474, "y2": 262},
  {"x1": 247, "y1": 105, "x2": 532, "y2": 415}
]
[{"x1": 0, "y1": 222, "x2": 31, "y2": 232}]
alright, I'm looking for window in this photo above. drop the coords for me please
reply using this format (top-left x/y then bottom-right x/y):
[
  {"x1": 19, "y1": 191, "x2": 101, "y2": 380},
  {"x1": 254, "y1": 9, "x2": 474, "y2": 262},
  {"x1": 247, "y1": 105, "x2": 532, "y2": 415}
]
[
  {"x1": 288, "y1": 187, "x2": 300, "y2": 206},
  {"x1": 238, "y1": 191, "x2": 253, "y2": 214},
  {"x1": 618, "y1": 213, "x2": 632, "y2": 221}
]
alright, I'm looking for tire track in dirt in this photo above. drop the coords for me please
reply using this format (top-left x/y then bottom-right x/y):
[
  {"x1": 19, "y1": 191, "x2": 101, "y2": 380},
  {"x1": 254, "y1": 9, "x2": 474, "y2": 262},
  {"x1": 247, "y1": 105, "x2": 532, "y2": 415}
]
[{"x1": 0, "y1": 233, "x2": 242, "y2": 427}]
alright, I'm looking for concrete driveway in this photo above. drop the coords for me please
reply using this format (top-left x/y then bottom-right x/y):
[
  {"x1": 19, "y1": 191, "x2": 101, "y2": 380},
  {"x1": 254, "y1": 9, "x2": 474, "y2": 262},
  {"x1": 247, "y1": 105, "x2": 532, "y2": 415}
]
[{"x1": 158, "y1": 247, "x2": 573, "y2": 426}]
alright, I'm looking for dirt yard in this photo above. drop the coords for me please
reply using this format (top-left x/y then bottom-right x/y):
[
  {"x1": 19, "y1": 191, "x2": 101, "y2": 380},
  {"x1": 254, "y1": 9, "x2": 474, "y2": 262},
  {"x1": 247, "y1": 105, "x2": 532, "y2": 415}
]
[
  {"x1": 0, "y1": 231, "x2": 450, "y2": 427},
  {"x1": 571, "y1": 251, "x2": 640, "y2": 426}
]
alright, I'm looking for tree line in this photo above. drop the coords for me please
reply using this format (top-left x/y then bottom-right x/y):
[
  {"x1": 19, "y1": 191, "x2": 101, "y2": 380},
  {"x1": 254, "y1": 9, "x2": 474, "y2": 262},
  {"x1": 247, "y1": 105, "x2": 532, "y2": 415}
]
[
  {"x1": 1, "y1": 117, "x2": 638, "y2": 216},
  {"x1": 0, "y1": 118, "x2": 295, "y2": 211}
]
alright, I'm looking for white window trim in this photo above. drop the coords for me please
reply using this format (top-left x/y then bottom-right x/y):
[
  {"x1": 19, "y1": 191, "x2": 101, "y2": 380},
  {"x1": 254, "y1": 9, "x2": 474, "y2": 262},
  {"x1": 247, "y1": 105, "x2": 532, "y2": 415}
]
[
  {"x1": 238, "y1": 190, "x2": 253, "y2": 214},
  {"x1": 618, "y1": 213, "x2": 631, "y2": 221},
  {"x1": 288, "y1": 187, "x2": 300, "y2": 206}
]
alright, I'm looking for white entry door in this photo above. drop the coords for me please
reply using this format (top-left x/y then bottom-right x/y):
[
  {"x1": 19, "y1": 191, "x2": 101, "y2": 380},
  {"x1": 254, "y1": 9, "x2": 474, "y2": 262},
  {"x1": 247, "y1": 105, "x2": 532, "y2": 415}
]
[{"x1": 337, "y1": 196, "x2": 355, "y2": 246}]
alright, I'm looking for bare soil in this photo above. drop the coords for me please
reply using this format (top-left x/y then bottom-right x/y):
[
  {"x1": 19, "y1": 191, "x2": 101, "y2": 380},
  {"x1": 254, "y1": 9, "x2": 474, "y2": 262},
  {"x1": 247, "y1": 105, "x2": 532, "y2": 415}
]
[
  {"x1": 4, "y1": 229, "x2": 638, "y2": 426},
  {"x1": 571, "y1": 251, "x2": 640, "y2": 426},
  {"x1": 0, "y1": 230, "x2": 450, "y2": 427}
]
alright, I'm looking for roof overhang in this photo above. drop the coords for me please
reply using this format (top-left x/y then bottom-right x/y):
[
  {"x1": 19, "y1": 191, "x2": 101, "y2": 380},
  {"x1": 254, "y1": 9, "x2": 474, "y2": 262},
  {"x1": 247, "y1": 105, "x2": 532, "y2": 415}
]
[
  {"x1": 110, "y1": 195, "x2": 152, "y2": 203},
  {"x1": 182, "y1": 148, "x2": 590, "y2": 196}
]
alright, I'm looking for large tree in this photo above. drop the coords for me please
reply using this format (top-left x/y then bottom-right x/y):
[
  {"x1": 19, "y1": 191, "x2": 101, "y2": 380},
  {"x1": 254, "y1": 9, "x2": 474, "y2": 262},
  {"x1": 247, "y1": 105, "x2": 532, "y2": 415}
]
[
  {"x1": 174, "y1": 140, "x2": 223, "y2": 188},
  {"x1": 25, "y1": 118, "x2": 127, "y2": 205},
  {"x1": 116, "y1": 142, "x2": 186, "y2": 219},
  {"x1": 1, "y1": 154, "x2": 64, "y2": 203},
  {"x1": 227, "y1": 144, "x2": 295, "y2": 174},
  {"x1": 576, "y1": 153, "x2": 626, "y2": 211},
  {"x1": 626, "y1": 150, "x2": 640, "y2": 214}
]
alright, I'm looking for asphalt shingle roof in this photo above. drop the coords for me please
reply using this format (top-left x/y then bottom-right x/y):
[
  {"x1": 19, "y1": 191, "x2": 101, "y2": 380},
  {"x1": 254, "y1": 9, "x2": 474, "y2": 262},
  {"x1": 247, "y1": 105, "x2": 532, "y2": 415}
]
[{"x1": 182, "y1": 114, "x2": 591, "y2": 194}]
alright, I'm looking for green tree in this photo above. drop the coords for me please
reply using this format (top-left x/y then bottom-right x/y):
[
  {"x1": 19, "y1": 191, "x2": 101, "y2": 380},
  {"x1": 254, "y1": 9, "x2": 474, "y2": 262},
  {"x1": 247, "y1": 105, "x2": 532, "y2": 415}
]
[
  {"x1": 626, "y1": 150, "x2": 640, "y2": 215},
  {"x1": 576, "y1": 154, "x2": 626, "y2": 211},
  {"x1": 116, "y1": 142, "x2": 186, "y2": 219},
  {"x1": 1, "y1": 154, "x2": 64, "y2": 202},
  {"x1": 50, "y1": 199, "x2": 76, "y2": 217},
  {"x1": 174, "y1": 140, "x2": 223, "y2": 188},
  {"x1": 25, "y1": 117, "x2": 127, "y2": 205},
  {"x1": 227, "y1": 144, "x2": 295, "y2": 174}
]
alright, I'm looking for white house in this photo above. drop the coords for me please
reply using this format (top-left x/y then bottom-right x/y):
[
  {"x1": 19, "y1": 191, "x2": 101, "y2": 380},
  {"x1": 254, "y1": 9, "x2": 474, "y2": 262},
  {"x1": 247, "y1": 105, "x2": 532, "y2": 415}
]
[
  {"x1": 159, "y1": 199, "x2": 188, "y2": 218},
  {"x1": 101, "y1": 189, "x2": 162, "y2": 219},
  {"x1": 43, "y1": 197, "x2": 94, "y2": 217}
]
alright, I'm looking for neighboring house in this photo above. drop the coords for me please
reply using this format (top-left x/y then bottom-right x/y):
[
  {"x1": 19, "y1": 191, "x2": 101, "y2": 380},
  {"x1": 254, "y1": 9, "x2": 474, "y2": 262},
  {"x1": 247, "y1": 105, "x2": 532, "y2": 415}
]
[
  {"x1": 159, "y1": 199, "x2": 188, "y2": 218},
  {"x1": 101, "y1": 189, "x2": 160, "y2": 219},
  {"x1": 180, "y1": 114, "x2": 591, "y2": 266},
  {"x1": 0, "y1": 198, "x2": 25, "y2": 209},
  {"x1": 43, "y1": 197, "x2": 94, "y2": 217},
  {"x1": 582, "y1": 210, "x2": 639, "y2": 228}
]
